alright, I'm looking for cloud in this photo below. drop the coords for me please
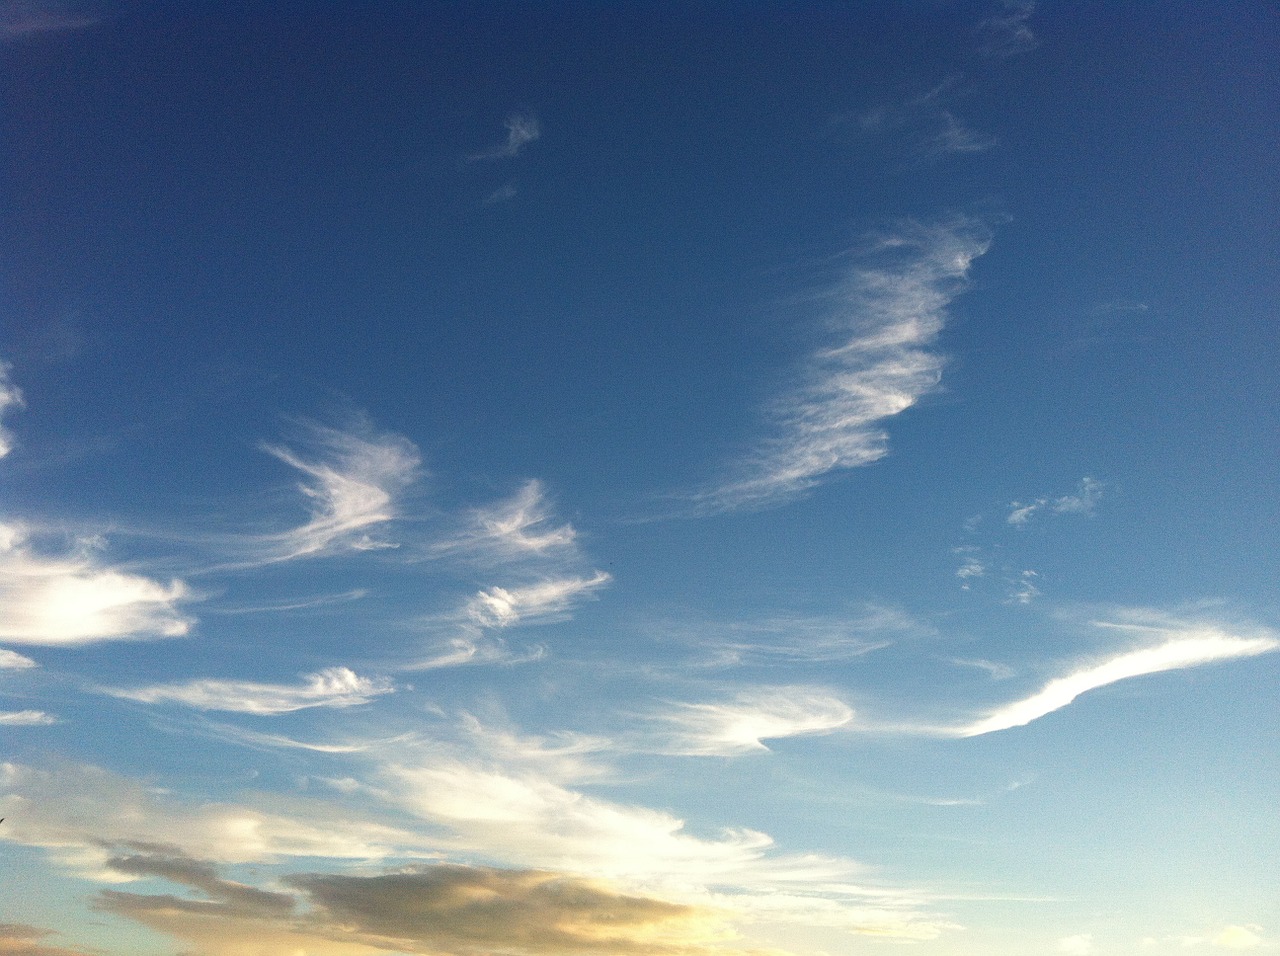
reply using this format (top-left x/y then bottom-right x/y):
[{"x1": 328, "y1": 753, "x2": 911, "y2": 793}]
[
  {"x1": 0, "y1": 762, "x2": 436, "y2": 869},
  {"x1": 97, "y1": 854, "x2": 760, "y2": 956},
  {"x1": 1005, "y1": 569, "x2": 1041, "y2": 605},
  {"x1": 652, "y1": 689, "x2": 855, "y2": 756},
  {"x1": 1007, "y1": 477, "x2": 1103, "y2": 525},
  {"x1": 955, "y1": 620, "x2": 1280, "y2": 737},
  {"x1": 1058, "y1": 934, "x2": 1094, "y2": 956},
  {"x1": 0, "y1": 523, "x2": 194, "y2": 646},
  {"x1": 658, "y1": 606, "x2": 914, "y2": 668},
  {"x1": 106, "y1": 667, "x2": 395, "y2": 715},
  {"x1": 976, "y1": 0, "x2": 1037, "y2": 58},
  {"x1": 289, "y1": 865, "x2": 733, "y2": 956},
  {"x1": 464, "y1": 572, "x2": 612, "y2": 630},
  {"x1": 471, "y1": 112, "x2": 541, "y2": 161},
  {"x1": 0, "y1": 922, "x2": 95, "y2": 956},
  {"x1": 701, "y1": 218, "x2": 991, "y2": 511},
  {"x1": 250, "y1": 423, "x2": 421, "y2": 564},
  {"x1": 0, "y1": 361, "x2": 22, "y2": 459},
  {"x1": 1213, "y1": 925, "x2": 1264, "y2": 950},
  {"x1": 0, "y1": 709, "x2": 57, "y2": 725},
  {"x1": 949, "y1": 657, "x2": 1014, "y2": 680},
  {"x1": 484, "y1": 182, "x2": 519, "y2": 205},
  {"x1": 0, "y1": 2, "x2": 98, "y2": 41},
  {"x1": 434, "y1": 480, "x2": 578, "y2": 563},
  {"x1": 0, "y1": 649, "x2": 36, "y2": 669},
  {"x1": 852, "y1": 80, "x2": 995, "y2": 159}
]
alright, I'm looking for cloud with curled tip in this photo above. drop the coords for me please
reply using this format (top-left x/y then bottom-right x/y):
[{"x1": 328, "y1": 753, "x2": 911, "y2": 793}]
[
  {"x1": 698, "y1": 218, "x2": 991, "y2": 512},
  {"x1": 105, "y1": 666, "x2": 394, "y2": 715},
  {"x1": 0, "y1": 523, "x2": 194, "y2": 646},
  {"x1": 247, "y1": 423, "x2": 421, "y2": 565}
]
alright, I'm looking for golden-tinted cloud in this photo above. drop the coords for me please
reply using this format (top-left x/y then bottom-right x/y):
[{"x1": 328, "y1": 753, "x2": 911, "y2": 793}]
[
  {"x1": 96, "y1": 854, "x2": 778, "y2": 956},
  {"x1": 0, "y1": 923, "x2": 96, "y2": 956}
]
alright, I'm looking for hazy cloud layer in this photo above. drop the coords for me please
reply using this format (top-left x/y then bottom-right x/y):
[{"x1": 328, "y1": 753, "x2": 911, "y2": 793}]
[
  {"x1": 702, "y1": 218, "x2": 991, "y2": 511},
  {"x1": 0, "y1": 523, "x2": 194, "y2": 645},
  {"x1": 107, "y1": 666, "x2": 394, "y2": 714}
]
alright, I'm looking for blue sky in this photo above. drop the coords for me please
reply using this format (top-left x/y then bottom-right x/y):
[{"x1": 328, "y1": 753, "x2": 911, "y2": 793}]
[{"x1": 2, "y1": 2, "x2": 1278, "y2": 954}]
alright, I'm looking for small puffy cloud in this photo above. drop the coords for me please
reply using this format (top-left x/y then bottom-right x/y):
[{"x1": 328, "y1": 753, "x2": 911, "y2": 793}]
[
  {"x1": 106, "y1": 666, "x2": 394, "y2": 715},
  {"x1": 1008, "y1": 478, "x2": 1103, "y2": 525},
  {"x1": 0, "y1": 524, "x2": 194, "y2": 646},
  {"x1": 0, "y1": 361, "x2": 22, "y2": 458},
  {"x1": 0, "y1": 709, "x2": 57, "y2": 725},
  {"x1": 252, "y1": 423, "x2": 421, "y2": 564},
  {"x1": 956, "y1": 618, "x2": 1280, "y2": 737},
  {"x1": 1058, "y1": 933, "x2": 1094, "y2": 955},
  {"x1": 702, "y1": 218, "x2": 991, "y2": 511},
  {"x1": 653, "y1": 688, "x2": 855, "y2": 756}
]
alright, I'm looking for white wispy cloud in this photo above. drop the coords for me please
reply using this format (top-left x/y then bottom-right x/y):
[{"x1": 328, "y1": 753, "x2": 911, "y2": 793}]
[
  {"x1": 405, "y1": 572, "x2": 611, "y2": 670},
  {"x1": 701, "y1": 218, "x2": 991, "y2": 511},
  {"x1": 107, "y1": 667, "x2": 394, "y2": 715},
  {"x1": 471, "y1": 112, "x2": 541, "y2": 161},
  {"x1": 0, "y1": 523, "x2": 194, "y2": 646},
  {"x1": 949, "y1": 657, "x2": 1014, "y2": 680},
  {"x1": 659, "y1": 605, "x2": 916, "y2": 668},
  {"x1": 251, "y1": 423, "x2": 421, "y2": 564},
  {"x1": 0, "y1": 360, "x2": 23, "y2": 459},
  {"x1": 955, "y1": 619, "x2": 1280, "y2": 737},
  {"x1": 853, "y1": 80, "x2": 995, "y2": 159},
  {"x1": 0, "y1": 708, "x2": 57, "y2": 725},
  {"x1": 651, "y1": 688, "x2": 855, "y2": 756},
  {"x1": 976, "y1": 0, "x2": 1037, "y2": 58},
  {"x1": 462, "y1": 572, "x2": 611, "y2": 629},
  {"x1": 1007, "y1": 477, "x2": 1103, "y2": 525},
  {"x1": 0, "y1": 648, "x2": 37, "y2": 668},
  {"x1": 1005, "y1": 569, "x2": 1041, "y2": 605},
  {"x1": 434, "y1": 480, "x2": 578, "y2": 563}
]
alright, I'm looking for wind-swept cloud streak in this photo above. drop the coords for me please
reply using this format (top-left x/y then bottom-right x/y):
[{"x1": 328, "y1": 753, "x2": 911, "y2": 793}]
[
  {"x1": 406, "y1": 572, "x2": 611, "y2": 670},
  {"x1": 954, "y1": 621, "x2": 1279, "y2": 737},
  {"x1": 1008, "y1": 477, "x2": 1103, "y2": 525},
  {"x1": 0, "y1": 648, "x2": 36, "y2": 669},
  {"x1": 432, "y1": 480, "x2": 578, "y2": 564},
  {"x1": 699, "y1": 218, "x2": 991, "y2": 512},
  {"x1": 106, "y1": 666, "x2": 394, "y2": 715},
  {"x1": 651, "y1": 689, "x2": 855, "y2": 756},
  {"x1": 0, "y1": 1, "x2": 99, "y2": 40},
  {"x1": 0, "y1": 523, "x2": 194, "y2": 645},
  {"x1": 247, "y1": 424, "x2": 421, "y2": 565},
  {"x1": 0, "y1": 708, "x2": 57, "y2": 725},
  {"x1": 976, "y1": 0, "x2": 1037, "y2": 58},
  {"x1": 0, "y1": 922, "x2": 95, "y2": 956},
  {"x1": 0, "y1": 361, "x2": 21, "y2": 459}
]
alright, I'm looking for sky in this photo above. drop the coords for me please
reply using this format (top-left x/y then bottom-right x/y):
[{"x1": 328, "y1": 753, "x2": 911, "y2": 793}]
[{"x1": 1, "y1": 2, "x2": 1278, "y2": 954}]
